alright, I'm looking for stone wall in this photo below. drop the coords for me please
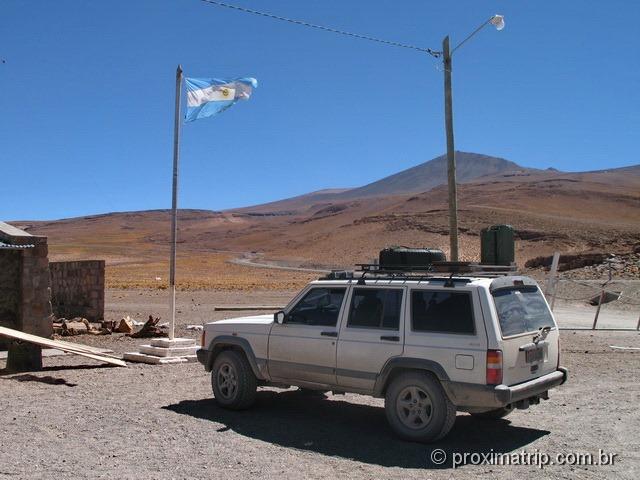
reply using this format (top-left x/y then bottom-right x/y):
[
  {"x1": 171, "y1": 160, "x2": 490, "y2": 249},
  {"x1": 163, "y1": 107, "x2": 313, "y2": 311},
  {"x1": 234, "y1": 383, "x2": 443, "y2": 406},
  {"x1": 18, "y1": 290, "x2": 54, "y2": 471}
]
[
  {"x1": 0, "y1": 221, "x2": 53, "y2": 370},
  {"x1": 50, "y1": 260, "x2": 105, "y2": 321},
  {"x1": 0, "y1": 250, "x2": 21, "y2": 349}
]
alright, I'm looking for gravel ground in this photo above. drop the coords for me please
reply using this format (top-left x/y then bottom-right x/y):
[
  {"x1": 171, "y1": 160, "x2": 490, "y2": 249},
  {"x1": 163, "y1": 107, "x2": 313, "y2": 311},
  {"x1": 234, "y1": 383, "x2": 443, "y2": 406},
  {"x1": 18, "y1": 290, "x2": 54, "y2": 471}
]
[{"x1": 1, "y1": 290, "x2": 639, "y2": 479}]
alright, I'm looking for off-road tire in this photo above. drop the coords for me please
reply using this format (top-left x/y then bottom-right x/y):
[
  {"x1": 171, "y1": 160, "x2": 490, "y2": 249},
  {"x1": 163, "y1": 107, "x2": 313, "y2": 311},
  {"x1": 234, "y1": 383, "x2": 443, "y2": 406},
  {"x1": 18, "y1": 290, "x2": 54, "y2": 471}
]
[
  {"x1": 470, "y1": 406, "x2": 514, "y2": 420},
  {"x1": 384, "y1": 372, "x2": 456, "y2": 443},
  {"x1": 211, "y1": 350, "x2": 257, "y2": 410}
]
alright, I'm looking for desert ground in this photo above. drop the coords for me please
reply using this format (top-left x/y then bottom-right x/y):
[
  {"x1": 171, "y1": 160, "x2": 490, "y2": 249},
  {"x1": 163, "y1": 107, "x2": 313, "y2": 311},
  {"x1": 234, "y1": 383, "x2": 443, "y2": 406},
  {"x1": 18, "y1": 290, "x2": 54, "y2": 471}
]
[{"x1": 1, "y1": 288, "x2": 639, "y2": 480}]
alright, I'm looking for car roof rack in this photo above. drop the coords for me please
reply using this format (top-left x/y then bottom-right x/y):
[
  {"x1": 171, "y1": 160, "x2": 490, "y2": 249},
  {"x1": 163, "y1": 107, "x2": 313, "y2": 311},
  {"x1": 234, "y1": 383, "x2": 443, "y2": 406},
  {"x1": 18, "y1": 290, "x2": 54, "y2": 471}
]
[{"x1": 320, "y1": 261, "x2": 517, "y2": 283}]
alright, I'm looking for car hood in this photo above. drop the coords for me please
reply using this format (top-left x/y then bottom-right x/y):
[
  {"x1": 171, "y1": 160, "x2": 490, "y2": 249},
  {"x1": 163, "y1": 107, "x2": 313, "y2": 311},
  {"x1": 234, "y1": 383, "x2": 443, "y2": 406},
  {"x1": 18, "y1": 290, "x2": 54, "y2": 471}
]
[
  {"x1": 204, "y1": 314, "x2": 274, "y2": 335},
  {"x1": 208, "y1": 314, "x2": 274, "y2": 326}
]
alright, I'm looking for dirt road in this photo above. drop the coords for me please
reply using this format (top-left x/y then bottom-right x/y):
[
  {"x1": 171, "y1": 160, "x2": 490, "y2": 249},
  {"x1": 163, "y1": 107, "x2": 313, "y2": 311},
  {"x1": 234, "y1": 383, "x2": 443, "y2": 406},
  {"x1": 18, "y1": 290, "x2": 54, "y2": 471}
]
[{"x1": 1, "y1": 289, "x2": 639, "y2": 479}]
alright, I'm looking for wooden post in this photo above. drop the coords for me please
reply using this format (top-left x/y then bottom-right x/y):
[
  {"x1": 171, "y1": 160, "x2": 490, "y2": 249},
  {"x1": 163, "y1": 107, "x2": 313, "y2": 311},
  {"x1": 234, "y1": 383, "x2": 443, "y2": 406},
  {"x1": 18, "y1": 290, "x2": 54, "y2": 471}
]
[
  {"x1": 443, "y1": 36, "x2": 459, "y2": 262},
  {"x1": 168, "y1": 65, "x2": 183, "y2": 341},
  {"x1": 592, "y1": 290, "x2": 606, "y2": 330},
  {"x1": 546, "y1": 252, "x2": 560, "y2": 311}
]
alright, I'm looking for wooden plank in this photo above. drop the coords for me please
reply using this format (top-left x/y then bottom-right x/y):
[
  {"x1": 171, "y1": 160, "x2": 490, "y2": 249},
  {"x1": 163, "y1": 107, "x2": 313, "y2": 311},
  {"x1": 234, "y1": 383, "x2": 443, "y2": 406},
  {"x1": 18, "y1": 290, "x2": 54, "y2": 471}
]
[
  {"x1": 45, "y1": 337, "x2": 122, "y2": 359},
  {"x1": 0, "y1": 326, "x2": 127, "y2": 367}
]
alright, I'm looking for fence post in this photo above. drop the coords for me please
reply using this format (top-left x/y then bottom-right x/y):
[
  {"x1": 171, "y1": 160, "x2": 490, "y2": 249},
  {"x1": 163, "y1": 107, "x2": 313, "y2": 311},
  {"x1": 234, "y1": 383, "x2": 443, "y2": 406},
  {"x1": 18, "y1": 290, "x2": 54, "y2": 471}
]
[
  {"x1": 545, "y1": 252, "x2": 560, "y2": 311},
  {"x1": 592, "y1": 290, "x2": 606, "y2": 330}
]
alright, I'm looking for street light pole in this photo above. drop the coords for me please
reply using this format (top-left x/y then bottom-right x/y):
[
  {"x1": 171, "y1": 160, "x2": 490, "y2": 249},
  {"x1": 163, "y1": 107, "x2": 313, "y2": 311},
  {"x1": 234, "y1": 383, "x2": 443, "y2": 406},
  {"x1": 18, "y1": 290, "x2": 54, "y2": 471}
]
[
  {"x1": 442, "y1": 36, "x2": 458, "y2": 262},
  {"x1": 441, "y1": 15, "x2": 504, "y2": 263}
]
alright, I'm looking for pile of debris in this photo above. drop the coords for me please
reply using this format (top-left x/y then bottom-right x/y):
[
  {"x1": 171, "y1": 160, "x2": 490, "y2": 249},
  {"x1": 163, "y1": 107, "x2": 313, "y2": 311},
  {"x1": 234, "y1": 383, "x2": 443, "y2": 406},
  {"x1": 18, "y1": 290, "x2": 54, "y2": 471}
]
[
  {"x1": 53, "y1": 315, "x2": 169, "y2": 338},
  {"x1": 53, "y1": 318, "x2": 112, "y2": 336},
  {"x1": 127, "y1": 316, "x2": 168, "y2": 339}
]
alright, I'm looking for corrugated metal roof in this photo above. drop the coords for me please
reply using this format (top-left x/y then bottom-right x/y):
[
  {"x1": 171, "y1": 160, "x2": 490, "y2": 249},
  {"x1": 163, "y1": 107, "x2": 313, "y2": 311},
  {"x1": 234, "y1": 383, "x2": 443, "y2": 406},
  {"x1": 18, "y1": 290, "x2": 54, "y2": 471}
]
[{"x1": 0, "y1": 241, "x2": 34, "y2": 250}]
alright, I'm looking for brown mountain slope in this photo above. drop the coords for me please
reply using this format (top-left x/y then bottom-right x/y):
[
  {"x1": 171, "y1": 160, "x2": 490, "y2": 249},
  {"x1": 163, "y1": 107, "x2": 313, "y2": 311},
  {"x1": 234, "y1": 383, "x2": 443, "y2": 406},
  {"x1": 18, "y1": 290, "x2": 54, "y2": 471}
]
[
  {"x1": 238, "y1": 151, "x2": 533, "y2": 213},
  {"x1": 16, "y1": 157, "x2": 640, "y2": 289}
]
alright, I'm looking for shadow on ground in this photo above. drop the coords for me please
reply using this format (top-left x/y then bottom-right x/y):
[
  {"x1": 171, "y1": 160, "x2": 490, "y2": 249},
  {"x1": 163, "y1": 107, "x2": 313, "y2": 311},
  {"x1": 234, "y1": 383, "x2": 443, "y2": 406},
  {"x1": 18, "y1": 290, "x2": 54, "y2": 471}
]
[
  {"x1": 164, "y1": 390, "x2": 549, "y2": 469},
  {"x1": 0, "y1": 373, "x2": 78, "y2": 387}
]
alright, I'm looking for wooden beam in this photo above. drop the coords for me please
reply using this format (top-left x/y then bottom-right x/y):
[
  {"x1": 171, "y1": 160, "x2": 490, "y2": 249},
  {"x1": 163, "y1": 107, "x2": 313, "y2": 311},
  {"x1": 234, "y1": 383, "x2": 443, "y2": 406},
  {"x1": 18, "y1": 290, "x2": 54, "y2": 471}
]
[{"x1": 0, "y1": 326, "x2": 126, "y2": 367}]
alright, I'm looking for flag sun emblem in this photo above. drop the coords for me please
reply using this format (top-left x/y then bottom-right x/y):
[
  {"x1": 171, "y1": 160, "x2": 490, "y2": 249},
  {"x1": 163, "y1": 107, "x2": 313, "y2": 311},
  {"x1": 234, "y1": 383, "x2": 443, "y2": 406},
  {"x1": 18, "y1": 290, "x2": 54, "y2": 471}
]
[{"x1": 221, "y1": 88, "x2": 230, "y2": 97}]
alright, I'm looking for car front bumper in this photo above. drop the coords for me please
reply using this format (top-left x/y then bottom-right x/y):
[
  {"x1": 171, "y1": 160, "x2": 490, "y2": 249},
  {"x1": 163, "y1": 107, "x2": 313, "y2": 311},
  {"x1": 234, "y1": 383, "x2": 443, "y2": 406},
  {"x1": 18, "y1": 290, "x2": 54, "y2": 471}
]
[{"x1": 196, "y1": 348, "x2": 208, "y2": 368}]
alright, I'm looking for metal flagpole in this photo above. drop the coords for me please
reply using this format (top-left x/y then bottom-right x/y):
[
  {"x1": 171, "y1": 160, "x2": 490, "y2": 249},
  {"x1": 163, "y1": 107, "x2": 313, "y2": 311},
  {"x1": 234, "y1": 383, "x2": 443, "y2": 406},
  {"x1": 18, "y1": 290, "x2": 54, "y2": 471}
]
[{"x1": 169, "y1": 64, "x2": 183, "y2": 340}]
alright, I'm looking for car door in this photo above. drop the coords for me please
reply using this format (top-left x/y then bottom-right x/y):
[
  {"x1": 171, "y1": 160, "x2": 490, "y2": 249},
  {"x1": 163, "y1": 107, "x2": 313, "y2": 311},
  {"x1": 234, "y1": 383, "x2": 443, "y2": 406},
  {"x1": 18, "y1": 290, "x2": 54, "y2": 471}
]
[
  {"x1": 403, "y1": 287, "x2": 488, "y2": 385},
  {"x1": 268, "y1": 286, "x2": 348, "y2": 385},
  {"x1": 336, "y1": 286, "x2": 406, "y2": 391}
]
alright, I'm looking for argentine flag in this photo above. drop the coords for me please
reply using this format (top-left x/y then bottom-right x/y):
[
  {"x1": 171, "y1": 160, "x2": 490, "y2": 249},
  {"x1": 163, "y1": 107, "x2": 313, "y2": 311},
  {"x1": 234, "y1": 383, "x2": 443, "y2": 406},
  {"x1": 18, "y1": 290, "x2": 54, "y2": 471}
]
[{"x1": 185, "y1": 77, "x2": 258, "y2": 122}]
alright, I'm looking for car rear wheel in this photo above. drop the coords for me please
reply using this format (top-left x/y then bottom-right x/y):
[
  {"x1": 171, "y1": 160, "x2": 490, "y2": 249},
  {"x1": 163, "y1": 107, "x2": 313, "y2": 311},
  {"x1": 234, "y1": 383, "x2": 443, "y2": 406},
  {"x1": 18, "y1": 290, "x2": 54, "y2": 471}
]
[
  {"x1": 384, "y1": 372, "x2": 456, "y2": 443},
  {"x1": 211, "y1": 350, "x2": 257, "y2": 410}
]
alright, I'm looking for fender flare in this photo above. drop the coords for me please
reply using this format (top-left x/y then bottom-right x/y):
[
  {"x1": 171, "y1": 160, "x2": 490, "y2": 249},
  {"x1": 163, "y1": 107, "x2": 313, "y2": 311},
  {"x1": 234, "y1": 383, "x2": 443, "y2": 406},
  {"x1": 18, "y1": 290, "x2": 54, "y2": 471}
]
[
  {"x1": 205, "y1": 335, "x2": 265, "y2": 380},
  {"x1": 373, "y1": 357, "x2": 450, "y2": 396}
]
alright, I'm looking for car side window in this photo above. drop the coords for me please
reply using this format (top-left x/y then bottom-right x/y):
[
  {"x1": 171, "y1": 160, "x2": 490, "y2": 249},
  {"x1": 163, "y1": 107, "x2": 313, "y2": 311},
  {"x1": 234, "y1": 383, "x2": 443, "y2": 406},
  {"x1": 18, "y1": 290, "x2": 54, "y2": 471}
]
[
  {"x1": 411, "y1": 290, "x2": 475, "y2": 334},
  {"x1": 347, "y1": 288, "x2": 403, "y2": 330},
  {"x1": 286, "y1": 288, "x2": 346, "y2": 326}
]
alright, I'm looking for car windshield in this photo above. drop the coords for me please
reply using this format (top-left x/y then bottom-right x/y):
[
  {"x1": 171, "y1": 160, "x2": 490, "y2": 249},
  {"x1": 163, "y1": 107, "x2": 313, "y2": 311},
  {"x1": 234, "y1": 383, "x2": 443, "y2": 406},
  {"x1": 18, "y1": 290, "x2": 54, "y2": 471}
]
[{"x1": 492, "y1": 286, "x2": 555, "y2": 337}]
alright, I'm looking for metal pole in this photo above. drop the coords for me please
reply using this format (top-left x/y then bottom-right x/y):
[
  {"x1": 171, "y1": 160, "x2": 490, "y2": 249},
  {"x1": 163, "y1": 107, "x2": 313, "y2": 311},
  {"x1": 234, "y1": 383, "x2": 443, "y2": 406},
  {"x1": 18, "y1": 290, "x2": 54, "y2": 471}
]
[
  {"x1": 169, "y1": 65, "x2": 183, "y2": 341},
  {"x1": 592, "y1": 289, "x2": 606, "y2": 330},
  {"x1": 443, "y1": 36, "x2": 459, "y2": 261},
  {"x1": 546, "y1": 252, "x2": 560, "y2": 311}
]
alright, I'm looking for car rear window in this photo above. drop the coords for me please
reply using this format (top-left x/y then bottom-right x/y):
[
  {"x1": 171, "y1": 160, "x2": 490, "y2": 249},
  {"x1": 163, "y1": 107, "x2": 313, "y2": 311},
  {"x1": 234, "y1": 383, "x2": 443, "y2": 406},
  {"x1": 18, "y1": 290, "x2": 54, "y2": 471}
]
[
  {"x1": 492, "y1": 286, "x2": 555, "y2": 337},
  {"x1": 411, "y1": 290, "x2": 475, "y2": 334}
]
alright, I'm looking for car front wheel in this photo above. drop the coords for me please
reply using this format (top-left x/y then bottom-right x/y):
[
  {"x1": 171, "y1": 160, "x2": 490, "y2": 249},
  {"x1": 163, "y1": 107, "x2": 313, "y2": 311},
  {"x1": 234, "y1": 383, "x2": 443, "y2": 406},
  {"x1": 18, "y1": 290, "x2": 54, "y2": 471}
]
[{"x1": 211, "y1": 350, "x2": 257, "y2": 410}]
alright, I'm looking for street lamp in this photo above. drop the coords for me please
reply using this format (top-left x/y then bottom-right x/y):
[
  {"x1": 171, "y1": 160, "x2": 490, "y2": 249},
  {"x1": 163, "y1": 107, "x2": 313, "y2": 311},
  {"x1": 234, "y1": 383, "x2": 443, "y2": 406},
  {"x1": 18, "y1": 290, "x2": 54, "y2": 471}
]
[{"x1": 442, "y1": 15, "x2": 505, "y2": 262}]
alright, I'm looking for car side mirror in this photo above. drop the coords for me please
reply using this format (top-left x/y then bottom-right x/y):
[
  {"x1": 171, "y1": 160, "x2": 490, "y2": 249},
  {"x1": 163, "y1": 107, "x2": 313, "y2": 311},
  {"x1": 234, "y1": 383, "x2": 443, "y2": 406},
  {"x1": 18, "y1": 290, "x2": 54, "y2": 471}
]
[{"x1": 274, "y1": 310, "x2": 286, "y2": 324}]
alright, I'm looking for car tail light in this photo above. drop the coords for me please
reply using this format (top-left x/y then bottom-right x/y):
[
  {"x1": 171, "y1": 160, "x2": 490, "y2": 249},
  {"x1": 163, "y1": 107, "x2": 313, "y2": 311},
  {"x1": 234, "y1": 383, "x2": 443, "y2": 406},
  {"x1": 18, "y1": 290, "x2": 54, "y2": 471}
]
[
  {"x1": 200, "y1": 330, "x2": 206, "y2": 348},
  {"x1": 486, "y1": 349, "x2": 503, "y2": 385}
]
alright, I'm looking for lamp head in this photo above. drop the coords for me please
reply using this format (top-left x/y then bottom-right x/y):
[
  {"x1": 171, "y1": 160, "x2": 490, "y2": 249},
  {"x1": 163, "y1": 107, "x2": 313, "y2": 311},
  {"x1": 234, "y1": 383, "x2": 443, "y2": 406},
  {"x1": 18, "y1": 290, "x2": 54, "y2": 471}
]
[{"x1": 491, "y1": 15, "x2": 505, "y2": 31}]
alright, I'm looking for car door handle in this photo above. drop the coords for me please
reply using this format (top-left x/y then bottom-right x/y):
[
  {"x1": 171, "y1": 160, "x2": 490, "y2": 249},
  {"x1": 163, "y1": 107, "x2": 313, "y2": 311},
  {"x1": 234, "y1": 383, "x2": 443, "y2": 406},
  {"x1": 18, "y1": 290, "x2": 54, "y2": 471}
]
[
  {"x1": 321, "y1": 331, "x2": 338, "y2": 337},
  {"x1": 380, "y1": 335, "x2": 400, "y2": 342}
]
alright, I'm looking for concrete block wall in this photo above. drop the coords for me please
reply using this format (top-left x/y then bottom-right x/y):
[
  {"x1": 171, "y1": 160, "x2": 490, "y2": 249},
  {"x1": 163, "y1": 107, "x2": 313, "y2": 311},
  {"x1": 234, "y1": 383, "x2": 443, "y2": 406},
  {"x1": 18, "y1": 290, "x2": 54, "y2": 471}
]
[
  {"x1": 50, "y1": 260, "x2": 105, "y2": 321},
  {"x1": 0, "y1": 250, "x2": 21, "y2": 349},
  {"x1": 20, "y1": 238, "x2": 54, "y2": 338},
  {"x1": 0, "y1": 221, "x2": 53, "y2": 370}
]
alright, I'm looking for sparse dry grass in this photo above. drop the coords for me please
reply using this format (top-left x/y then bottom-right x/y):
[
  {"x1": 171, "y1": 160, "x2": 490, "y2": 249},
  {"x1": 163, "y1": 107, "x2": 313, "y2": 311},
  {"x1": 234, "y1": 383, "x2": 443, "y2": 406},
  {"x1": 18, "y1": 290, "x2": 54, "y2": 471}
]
[{"x1": 105, "y1": 252, "x2": 316, "y2": 291}]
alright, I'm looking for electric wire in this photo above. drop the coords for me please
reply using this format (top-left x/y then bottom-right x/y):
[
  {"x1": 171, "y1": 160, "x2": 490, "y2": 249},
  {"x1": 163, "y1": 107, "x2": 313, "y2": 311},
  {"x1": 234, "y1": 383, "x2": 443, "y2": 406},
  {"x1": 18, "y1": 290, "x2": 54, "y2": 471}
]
[{"x1": 199, "y1": 0, "x2": 440, "y2": 57}]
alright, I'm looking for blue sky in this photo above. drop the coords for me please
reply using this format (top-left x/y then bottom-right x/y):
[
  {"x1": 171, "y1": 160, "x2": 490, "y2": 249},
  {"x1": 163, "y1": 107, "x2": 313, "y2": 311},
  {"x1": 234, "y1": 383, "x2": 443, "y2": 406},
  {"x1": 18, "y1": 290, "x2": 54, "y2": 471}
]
[{"x1": 1, "y1": 1, "x2": 639, "y2": 220}]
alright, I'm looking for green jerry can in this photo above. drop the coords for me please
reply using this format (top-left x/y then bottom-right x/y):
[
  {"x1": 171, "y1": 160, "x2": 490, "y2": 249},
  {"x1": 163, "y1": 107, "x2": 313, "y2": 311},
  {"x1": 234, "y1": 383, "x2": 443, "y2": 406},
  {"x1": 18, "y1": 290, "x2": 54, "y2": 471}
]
[{"x1": 481, "y1": 224, "x2": 515, "y2": 266}]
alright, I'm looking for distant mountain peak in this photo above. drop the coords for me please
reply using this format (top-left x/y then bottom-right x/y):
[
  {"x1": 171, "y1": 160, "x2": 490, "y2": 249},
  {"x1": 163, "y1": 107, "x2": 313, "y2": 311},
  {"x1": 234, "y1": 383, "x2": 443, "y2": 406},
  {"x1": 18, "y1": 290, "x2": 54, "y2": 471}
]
[{"x1": 337, "y1": 151, "x2": 530, "y2": 198}]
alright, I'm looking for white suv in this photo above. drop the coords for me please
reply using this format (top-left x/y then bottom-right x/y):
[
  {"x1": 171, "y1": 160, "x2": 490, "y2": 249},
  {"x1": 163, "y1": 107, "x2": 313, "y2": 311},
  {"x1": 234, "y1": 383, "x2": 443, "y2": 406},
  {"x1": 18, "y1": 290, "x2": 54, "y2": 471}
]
[{"x1": 197, "y1": 271, "x2": 567, "y2": 442}]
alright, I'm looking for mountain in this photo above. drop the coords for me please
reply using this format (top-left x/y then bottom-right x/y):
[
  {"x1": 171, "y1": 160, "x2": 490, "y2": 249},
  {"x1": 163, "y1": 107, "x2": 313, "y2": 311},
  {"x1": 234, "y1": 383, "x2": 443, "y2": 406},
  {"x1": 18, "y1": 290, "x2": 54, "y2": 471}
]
[
  {"x1": 337, "y1": 151, "x2": 534, "y2": 199},
  {"x1": 16, "y1": 153, "x2": 640, "y2": 290},
  {"x1": 239, "y1": 151, "x2": 534, "y2": 213}
]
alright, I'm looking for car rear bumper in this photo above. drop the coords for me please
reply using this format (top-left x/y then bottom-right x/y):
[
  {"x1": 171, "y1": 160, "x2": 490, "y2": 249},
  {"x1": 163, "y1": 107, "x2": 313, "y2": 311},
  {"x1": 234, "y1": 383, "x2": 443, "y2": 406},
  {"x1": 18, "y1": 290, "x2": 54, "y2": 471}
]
[
  {"x1": 495, "y1": 367, "x2": 568, "y2": 404},
  {"x1": 444, "y1": 367, "x2": 568, "y2": 409}
]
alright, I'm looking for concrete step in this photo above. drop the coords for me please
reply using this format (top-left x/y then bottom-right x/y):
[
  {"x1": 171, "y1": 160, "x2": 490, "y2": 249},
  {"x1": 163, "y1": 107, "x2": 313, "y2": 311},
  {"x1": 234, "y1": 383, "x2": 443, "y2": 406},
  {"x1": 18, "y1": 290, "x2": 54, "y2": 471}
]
[
  {"x1": 138, "y1": 344, "x2": 199, "y2": 357},
  {"x1": 123, "y1": 352, "x2": 198, "y2": 365},
  {"x1": 150, "y1": 337, "x2": 196, "y2": 348}
]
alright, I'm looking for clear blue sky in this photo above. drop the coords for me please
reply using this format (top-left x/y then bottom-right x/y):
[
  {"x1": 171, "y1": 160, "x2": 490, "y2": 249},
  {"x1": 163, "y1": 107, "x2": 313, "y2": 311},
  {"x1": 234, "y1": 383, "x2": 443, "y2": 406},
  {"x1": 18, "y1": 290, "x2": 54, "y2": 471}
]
[{"x1": 1, "y1": 1, "x2": 639, "y2": 220}]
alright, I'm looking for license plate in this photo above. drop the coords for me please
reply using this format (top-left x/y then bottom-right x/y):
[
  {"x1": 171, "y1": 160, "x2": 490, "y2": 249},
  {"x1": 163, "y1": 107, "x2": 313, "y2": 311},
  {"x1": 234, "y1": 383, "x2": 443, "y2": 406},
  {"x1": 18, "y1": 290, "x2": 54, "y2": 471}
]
[{"x1": 526, "y1": 347, "x2": 544, "y2": 363}]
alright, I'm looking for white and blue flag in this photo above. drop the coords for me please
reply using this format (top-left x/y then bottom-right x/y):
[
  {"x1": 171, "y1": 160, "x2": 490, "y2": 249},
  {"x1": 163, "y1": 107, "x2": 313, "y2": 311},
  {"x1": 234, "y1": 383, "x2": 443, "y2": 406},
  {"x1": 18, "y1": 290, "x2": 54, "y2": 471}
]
[{"x1": 184, "y1": 77, "x2": 258, "y2": 122}]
